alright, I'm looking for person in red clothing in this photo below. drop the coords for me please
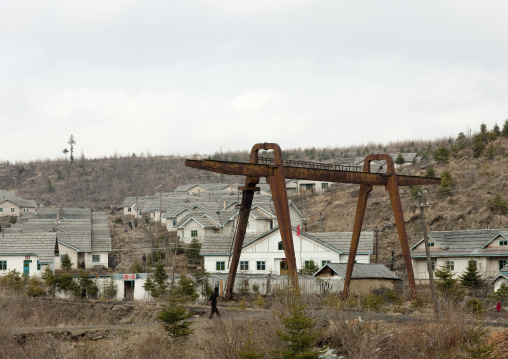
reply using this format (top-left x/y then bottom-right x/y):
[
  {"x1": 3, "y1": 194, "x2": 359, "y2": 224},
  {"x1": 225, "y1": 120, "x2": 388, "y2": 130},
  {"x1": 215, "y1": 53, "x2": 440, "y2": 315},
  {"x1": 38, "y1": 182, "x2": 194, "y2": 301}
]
[{"x1": 209, "y1": 286, "x2": 221, "y2": 319}]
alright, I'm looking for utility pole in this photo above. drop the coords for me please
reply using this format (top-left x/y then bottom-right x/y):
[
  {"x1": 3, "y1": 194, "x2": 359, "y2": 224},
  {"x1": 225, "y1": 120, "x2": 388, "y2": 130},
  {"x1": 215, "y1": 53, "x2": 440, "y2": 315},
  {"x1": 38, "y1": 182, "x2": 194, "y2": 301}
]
[{"x1": 416, "y1": 190, "x2": 442, "y2": 321}]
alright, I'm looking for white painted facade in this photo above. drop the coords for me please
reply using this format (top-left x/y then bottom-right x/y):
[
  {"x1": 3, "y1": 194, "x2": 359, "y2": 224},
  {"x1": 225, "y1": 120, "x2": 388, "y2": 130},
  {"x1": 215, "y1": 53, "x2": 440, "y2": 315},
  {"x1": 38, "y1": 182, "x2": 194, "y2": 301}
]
[
  {"x1": 0, "y1": 254, "x2": 51, "y2": 277},
  {"x1": 411, "y1": 237, "x2": 508, "y2": 280},
  {"x1": 54, "y1": 242, "x2": 109, "y2": 269},
  {"x1": 203, "y1": 229, "x2": 370, "y2": 275}
]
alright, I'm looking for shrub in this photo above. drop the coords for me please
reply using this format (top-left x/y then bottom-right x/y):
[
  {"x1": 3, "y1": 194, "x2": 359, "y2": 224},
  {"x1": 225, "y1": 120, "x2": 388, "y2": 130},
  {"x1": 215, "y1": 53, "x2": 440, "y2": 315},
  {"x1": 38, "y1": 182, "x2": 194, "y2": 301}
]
[
  {"x1": 60, "y1": 254, "x2": 73, "y2": 271},
  {"x1": 113, "y1": 217, "x2": 123, "y2": 224},
  {"x1": 26, "y1": 277, "x2": 45, "y2": 297},
  {"x1": 433, "y1": 146, "x2": 450, "y2": 164},
  {"x1": 361, "y1": 293, "x2": 384, "y2": 311},
  {"x1": 0, "y1": 270, "x2": 24, "y2": 292},
  {"x1": 101, "y1": 279, "x2": 118, "y2": 300},
  {"x1": 466, "y1": 299, "x2": 484, "y2": 314},
  {"x1": 9, "y1": 216, "x2": 17, "y2": 224},
  {"x1": 184, "y1": 238, "x2": 201, "y2": 259},
  {"x1": 254, "y1": 295, "x2": 266, "y2": 307}
]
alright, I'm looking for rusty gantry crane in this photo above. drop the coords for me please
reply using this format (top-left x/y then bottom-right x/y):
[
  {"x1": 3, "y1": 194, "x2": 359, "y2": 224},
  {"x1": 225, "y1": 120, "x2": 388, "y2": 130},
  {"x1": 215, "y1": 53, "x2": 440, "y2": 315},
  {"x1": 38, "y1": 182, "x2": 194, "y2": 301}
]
[{"x1": 186, "y1": 143, "x2": 441, "y2": 299}]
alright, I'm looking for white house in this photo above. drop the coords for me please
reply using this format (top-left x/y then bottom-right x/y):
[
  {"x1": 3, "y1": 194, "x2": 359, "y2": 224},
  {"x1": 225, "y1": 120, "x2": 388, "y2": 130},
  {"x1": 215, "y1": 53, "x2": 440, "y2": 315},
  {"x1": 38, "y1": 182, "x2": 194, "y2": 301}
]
[
  {"x1": 0, "y1": 233, "x2": 58, "y2": 276},
  {"x1": 491, "y1": 265, "x2": 508, "y2": 292},
  {"x1": 411, "y1": 229, "x2": 508, "y2": 282},
  {"x1": 2, "y1": 208, "x2": 112, "y2": 269},
  {"x1": 200, "y1": 227, "x2": 373, "y2": 275},
  {"x1": 173, "y1": 200, "x2": 306, "y2": 244},
  {"x1": 0, "y1": 190, "x2": 36, "y2": 217}
]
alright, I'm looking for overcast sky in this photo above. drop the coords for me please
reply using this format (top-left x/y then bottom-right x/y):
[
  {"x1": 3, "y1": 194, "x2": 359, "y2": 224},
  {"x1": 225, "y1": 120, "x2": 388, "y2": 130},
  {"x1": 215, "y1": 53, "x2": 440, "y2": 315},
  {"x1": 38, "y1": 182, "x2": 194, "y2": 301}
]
[{"x1": 1, "y1": 1, "x2": 507, "y2": 162}]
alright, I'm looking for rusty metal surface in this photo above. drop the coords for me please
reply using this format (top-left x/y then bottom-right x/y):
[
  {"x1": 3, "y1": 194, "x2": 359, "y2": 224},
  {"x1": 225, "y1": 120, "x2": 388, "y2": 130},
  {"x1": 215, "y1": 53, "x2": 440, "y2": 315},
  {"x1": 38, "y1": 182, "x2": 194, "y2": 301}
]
[
  {"x1": 343, "y1": 154, "x2": 418, "y2": 299},
  {"x1": 185, "y1": 159, "x2": 440, "y2": 186},
  {"x1": 224, "y1": 143, "x2": 299, "y2": 299},
  {"x1": 185, "y1": 144, "x2": 441, "y2": 300}
]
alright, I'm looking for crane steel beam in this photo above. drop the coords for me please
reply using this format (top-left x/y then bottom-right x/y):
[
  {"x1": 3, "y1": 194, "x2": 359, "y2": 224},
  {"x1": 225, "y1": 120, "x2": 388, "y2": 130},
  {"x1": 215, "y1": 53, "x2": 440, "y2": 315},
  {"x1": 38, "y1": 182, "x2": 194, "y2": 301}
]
[
  {"x1": 185, "y1": 143, "x2": 441, "y2": 300},
  {"x1": 185, "y1": 159, "x2": 440, "y2": 187}
]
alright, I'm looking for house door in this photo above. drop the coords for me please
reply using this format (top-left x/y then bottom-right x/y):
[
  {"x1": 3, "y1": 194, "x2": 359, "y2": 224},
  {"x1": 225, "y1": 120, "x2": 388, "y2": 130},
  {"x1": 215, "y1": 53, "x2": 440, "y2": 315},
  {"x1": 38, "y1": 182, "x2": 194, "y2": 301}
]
[
  {"x1": 23, "y1": 260, "x2": 32, "y2": 276},
  {"x1": 124, "y1": 281, "x2": 135, "y2": 300},
  {"x1": 280, "y1": 260, "x2": 288, "y2": 275}
]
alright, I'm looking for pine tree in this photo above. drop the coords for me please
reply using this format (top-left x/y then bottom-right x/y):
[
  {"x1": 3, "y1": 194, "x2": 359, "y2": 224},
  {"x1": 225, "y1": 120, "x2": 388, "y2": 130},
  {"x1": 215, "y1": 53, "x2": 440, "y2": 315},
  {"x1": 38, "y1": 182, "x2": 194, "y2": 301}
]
[
  {"x1": 60, "y1": 254, "x2": 73, "y2": 271},
  {"x1": 185, "y1": 238, "x2": 201, "y2": 259},
  {"x1": 490, "y1": 283, "x2": 508, "y2": 305},
  {"x1": 434, "y1": 264, "x2": 464, "y2": 300},
  {"x1": 437, "y1": 171, "x2": 453, "y2": 198},
  {"x1": 273, "y1": 290, "x2": 323, "y2": 359},
  {"x1": 158, "y1": 285, "x2": 193, "y2": 342},
  {"x1": 238, "y1": 320, "x2": 264, "y2": 359},
  {"x1": 460, "y1": 261, "x2": 482, "y2": 289},
  {"x1": 502, "y1": 119, "x2": 508, "y2": 137},
  {"x1": 192, "y1": 268, "x2": 213, "y2": 298},
  {"x1": 177, "y1": 274, "x2": 198, "y2": 300},
  {"x1": 394, "y1": 154, "x2": 405, "y2": 166},
  {"x1": 433, "y1": 146, "x2": 450, "y2": 164}
]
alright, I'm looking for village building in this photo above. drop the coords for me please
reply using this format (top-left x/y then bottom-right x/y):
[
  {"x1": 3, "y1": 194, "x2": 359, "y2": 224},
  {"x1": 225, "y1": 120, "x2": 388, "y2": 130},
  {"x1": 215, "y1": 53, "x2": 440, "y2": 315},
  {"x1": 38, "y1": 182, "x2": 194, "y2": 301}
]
[
  {"x1": 200, "y1": 226, "x2": 373, "y2": 275},
  {"x1": 1, "y1": 208, "x2": 112, "y2": 270},
  {"x1": 313, "y1": 262, "x2": 402, "y2": 295},
  {"x1": 410, "y1": 229, "x2": 508, "y2": 282},
  {"x1": 0, "y1": 190, "x2": 36, "y2": 217},
  {"x1": 172, "y1": 199, "x2": 306, "y2": 243},
  {"x1": 491, "y1": 265, "x2": 508, "y2": 292},
  {"x1": 0, "y1": 234, "x2": 59, "y2": 276}
]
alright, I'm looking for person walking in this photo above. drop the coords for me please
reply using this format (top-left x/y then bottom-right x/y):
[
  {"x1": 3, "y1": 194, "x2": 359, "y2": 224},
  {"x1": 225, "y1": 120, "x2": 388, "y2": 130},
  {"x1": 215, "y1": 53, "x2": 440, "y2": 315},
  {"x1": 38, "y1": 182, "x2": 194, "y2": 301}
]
[{"x1": 209, "y1": 286, "x2": 221, "y2": 319}]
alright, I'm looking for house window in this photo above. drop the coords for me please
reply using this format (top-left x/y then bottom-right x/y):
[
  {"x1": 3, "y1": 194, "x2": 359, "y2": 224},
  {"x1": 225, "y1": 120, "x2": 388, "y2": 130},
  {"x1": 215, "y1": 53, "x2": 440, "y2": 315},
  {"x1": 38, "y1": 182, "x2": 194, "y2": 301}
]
[
  {"x1": 278, "y1": 241, "x2": 284, "y2": 250},
  {"x1": 37, "y1": 260, "x2": 41, "y2": 271},
  {"x1": 173, "y1": 219, "x2": 177, "y2": 226},
  {"x1": 92, "y1": 255, "x2": 100, "y2": 263},
  {"x1": 321, "y1": 260, "x2": 331, "y2": 267},
  {"x1": 128, "y1": 207, "x2": 131, "y2": 212},
  {"x1": 240, "y1": 261, "x2": 249, "y2": 270},
  {"x1": 304, "y1": 260, "x2": 315, "y2": 269},
  {"x1": 321, "y1": 183, "x2": 328, "y2": 189},
  {"x1": 431, "y1": 261, "x2": 435, "y2": 271},
  {"x1": 468, "y1": 260, "x2": 477, "y2": 268},
  {"x1": 428, "y1": 242, "x2": 434, "y2": 247},
  {"x1": 0, "y1": 260, "x2": 7, "y2": 270},
  {"x1": 10, "y1": 208, "x2": 15, "y2": 212},
  {"x1": 305, "y1": 184, "x2": 314, "y2": 190},
  {"x1": 216, "y1": 261, "x2": 225, "y2": 271},
  {"x1": 446, "y1": 261, "x2": 454, "y2": 271},
  {"x1": 138, "y1": 211, "x2": 142, "y2": 215},
  {"x1": 499, "y1": 260, "x2": 508, "y2": 270},
  {"x1": 270, "y1": 220, "x2": 273, "y2": 229},
  {"x1": 0, "y1": 208, "x2": 3, "y2": 212},
  {"x1": 257, "y1": 261, "x2": 265, "y2": 270},
  {"x1": 191, "y1": 230, "x2": 198, "y2": 239},
  {"x1": 500, "y1": 240, "x2": 508, "y2": 246},
  {"x1": 60, "y1": 254, "x2": 67, "y2": 262}
]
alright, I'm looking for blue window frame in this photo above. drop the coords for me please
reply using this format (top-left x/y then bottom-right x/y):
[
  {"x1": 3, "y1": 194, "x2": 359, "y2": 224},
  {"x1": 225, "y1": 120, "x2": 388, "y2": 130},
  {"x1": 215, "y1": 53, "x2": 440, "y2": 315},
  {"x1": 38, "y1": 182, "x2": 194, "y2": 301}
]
[
  {"x1": 256, "y1": 261, "x2": 265, "y2": 270},
  {"x1": 0, "y1": 260, "x2": 7, "y2": 270},
  {"x1": 216, "y1": 261, "x2": 225, "y2": 270},
  {"x1": 240, "y1": 261, "x2": 249, "y2": 270},
  {"x1": 92, "y1": 255, "x2": 100, "y2": 263}
]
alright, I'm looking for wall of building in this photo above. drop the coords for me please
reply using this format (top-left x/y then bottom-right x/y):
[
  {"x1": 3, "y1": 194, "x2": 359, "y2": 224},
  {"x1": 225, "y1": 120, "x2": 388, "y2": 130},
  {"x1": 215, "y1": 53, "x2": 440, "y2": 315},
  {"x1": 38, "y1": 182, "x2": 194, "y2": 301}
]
[
  {"x1": 0, "y1": 201, "x2": 20, "y2": 217},
  {"x1": 0, "y1": 254, "x2": 43, "y2": 276}
]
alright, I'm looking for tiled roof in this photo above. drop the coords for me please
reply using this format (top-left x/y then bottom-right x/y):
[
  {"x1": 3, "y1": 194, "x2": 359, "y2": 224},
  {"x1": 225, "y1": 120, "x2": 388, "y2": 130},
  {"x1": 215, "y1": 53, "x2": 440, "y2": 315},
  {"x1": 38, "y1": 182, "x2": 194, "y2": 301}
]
[
  {"x1": 411, "y1": 229, "x2": 508, "y2": 258},
  {"x1": 1, "y1": 208, "x2": 111, "y2": 253},
  {"x1": 314, "y1": 263, "x2": 400, "y2": 280},
  {"x1": 0, "y1": 190, "x2": 36, "y2": 208},
  {"x1": 200, "y1": 227, "x2": 373, "y2": 255},
  {"x1": 0, "y1": 233, "x2": 58, "y2": 263}
]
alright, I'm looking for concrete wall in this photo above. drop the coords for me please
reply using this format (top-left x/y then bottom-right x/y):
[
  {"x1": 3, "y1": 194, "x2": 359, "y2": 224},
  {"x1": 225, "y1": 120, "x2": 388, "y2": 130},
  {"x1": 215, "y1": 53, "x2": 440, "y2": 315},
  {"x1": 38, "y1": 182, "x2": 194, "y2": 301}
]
[
  {"x1": 412, "y1": 257, "x2": 506, "y2": 281},
  {"x1": 0, "y1": 201, "x2": 20, "y2": 217},
  {"x1": 0, "y1": 254, "x2": 45, "y2": 276}
]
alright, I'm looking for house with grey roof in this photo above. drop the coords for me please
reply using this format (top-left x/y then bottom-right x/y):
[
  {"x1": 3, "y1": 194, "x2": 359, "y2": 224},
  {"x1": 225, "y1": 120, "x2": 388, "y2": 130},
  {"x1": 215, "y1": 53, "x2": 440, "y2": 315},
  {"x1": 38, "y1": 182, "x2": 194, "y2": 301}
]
[
  {"x1": 0, "y1": 190, "x2": 36, "y2": 217},
  {"x1": 313, "y1": 263, "x2": 402, "y2": 295},
  {"x1": 0, "y1": 233, "x2": 59, "y2": 276},
  {"x1": 491, "y1": 265, "x2": 508, "y2": 292},
  {"x1": 172, "y1": 199, "x2": 306, "y2": 243},
  {"x1": 199, "y1": 226, "x2": 373, "y2": 275},
  {"x1": 411, "y1": 229, "x2": 508, "y2": 282},
  {"x1": 1, "y1": 208, "x2": 112, "y2": 270}
]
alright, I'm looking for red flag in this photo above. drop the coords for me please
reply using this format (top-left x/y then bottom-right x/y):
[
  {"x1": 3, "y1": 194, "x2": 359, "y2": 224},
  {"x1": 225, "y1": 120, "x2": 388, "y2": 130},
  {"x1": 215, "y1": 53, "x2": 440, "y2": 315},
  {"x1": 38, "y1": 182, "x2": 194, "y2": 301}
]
[
  {"x1": 297, "y1": 225, "x2": 300, "y2": 236},
  {"x1": 496, "y1": 302, "x2": 502, "y2": 312}
]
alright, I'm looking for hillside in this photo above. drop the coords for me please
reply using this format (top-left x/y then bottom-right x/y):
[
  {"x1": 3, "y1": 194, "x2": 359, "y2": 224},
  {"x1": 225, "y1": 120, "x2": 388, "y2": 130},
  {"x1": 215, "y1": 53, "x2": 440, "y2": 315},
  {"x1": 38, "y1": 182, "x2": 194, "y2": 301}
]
[{"x1": 2, "y1": 126, "x2": 508, "y2": 271}]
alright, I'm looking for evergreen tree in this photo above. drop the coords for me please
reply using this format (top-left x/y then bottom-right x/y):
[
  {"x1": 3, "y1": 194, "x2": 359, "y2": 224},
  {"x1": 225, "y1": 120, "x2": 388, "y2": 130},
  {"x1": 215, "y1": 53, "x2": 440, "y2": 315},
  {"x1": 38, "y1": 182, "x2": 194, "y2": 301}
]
[
  {"x1": 42, "y1": 267, "x2": 56, "y2": 295},
  {"x1": 460, "y1": 261, "x2": 482, "y2": 289},
  {"x1": 191, "y1": 268, "x2": 213, "y2": 298},
  {"x1": 425, "y1": 166, "x2": 436, "y2": 177},
  {"x1": 490, "y1": 283, "x2": 508, "y2": 305},
  {"x1": 434, "y1": 264, "x2": 464, "y2": 300},
  {"x1": 437, "y1": 171, "x2": 453, "y2": 198},
  {"x1": 144, "y1": 261, "x2": 169, "y2": 298},
  {"x1": 394, "y1": 154, "x2": 405, "y2": 166},
  {"x1": 238, "y1": 321, "x2": 264, "y2": 359},
  {"x1": 472, "y1": 133, "x2": 485, "y2": 158},
  {"x1": 493, "y1": 123, "x2": 501, "y2": 136},
  {"x1": 433, "y1": 146, "x2": 450, "y2": 165},
  {"x1": 274, "y1": 290, "x2": 323, "y2": 359},
  {"x1": 158, "y1": 285, "x2": 194, "y2": 343},
  {"x1": 177, "y1": 274, "x2": 198, "y2": 300},
  {"x1": 185, "y1": 238, "x2": 202, "y2": 259},
  {"x1": 67, "y1": 134, "x2": 76, "y2": 168},
  {"x1": 298, "y1": 261, "x2": 319, "y2": 275},
  {"x1": 60, "y1": 254, "x2": 73, "y2": 271},
  {"x1": 78, "y1": 270, "x2": 99, "y2": 298},
  {"x1": 502, "y1": 119, "x2": 508, "y2": 137},
  {"x1": 485, "y1": 143, "x2": 496, "y2": 160}
]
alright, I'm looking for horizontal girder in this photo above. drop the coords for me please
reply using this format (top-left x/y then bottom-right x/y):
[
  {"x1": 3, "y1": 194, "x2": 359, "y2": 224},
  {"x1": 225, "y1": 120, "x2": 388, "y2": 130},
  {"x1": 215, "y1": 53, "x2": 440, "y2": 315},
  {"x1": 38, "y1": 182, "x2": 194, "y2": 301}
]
[{"x1": 185, "y1": 159, "x2": 441, "y2": 187}]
